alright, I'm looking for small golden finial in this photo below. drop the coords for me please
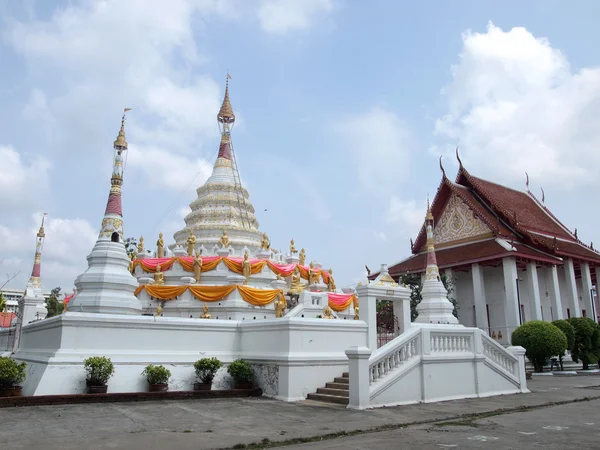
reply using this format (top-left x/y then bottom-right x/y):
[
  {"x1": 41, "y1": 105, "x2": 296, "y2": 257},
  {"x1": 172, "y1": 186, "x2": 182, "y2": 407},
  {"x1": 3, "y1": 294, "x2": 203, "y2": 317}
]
[
  {"x1": 425, "y1": 195, "x2": 433, "y2": 221},
  {"x1": 217, "y1": 73, "x2": 235, "y2": 124},
  {"x1": 114, "y1": 108, "x2": 132, "y2": 150}
]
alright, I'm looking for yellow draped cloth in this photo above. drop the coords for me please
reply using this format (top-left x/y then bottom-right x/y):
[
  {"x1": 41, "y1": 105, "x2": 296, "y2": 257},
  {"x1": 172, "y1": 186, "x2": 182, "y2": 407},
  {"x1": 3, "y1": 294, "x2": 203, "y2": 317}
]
[
  {"x1": 222, "y1": 258, "x2": 267, "y2": 275},
  {"x1": 328, "y1": 294, "x2": 357, "y2": 312},
  {"x1": 135, "y1": 284, "x2": 282, "y2": 306}
]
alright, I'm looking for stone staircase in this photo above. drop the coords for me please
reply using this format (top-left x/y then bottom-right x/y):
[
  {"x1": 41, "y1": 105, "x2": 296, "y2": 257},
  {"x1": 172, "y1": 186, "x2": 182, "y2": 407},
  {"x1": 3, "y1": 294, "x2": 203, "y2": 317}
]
[{"x1": 306, "y1": 372, "x2": 349, "y2": 405}]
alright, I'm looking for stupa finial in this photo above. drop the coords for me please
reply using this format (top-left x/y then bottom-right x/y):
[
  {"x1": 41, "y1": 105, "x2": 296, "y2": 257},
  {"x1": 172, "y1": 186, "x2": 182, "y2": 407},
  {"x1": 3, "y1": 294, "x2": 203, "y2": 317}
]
[
  {"x1": 113, "y1": 108, "x2": 131, "y2": 150},
  {"x1": 425, "y1": 195, "x2": 433, "y2": 221},
  {"x1": 217, "y1": 73, "x2": 235, "y2": 124},
  {"x1": 29, "y1": 213, "x2": 48, "y2": 287}
]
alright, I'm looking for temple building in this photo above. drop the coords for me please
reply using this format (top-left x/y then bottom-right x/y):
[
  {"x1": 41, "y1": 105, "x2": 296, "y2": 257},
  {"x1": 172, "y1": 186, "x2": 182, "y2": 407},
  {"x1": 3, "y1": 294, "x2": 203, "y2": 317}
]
[{"x1": 381, "y1": 152, "x2": 600, "y2": 344}]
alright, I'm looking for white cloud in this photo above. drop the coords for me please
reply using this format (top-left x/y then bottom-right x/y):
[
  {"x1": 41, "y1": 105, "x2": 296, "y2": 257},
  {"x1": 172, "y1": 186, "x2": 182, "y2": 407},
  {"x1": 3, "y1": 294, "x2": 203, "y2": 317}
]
[
  {"x1": 258, "y1": 0, "x2": 335, "y2": 34},
  {"x1": 385, "y1": 197, "x2": 424, "y2": 230},
  {"x1": 334, "y1": 107, "x2": 411, "y2": 193},
  {"x1": 0, "y1": 214, "x2": 97, "y2": 291},
  {"x1": 0, "y1": 146, "x2": 51, "y2": 210},
  {"x1": 434, "y1": 22, "x2": 600, "y2": 188},
  {"x1": 373, "y1": 231, "x2": 387, "y2": 241}
]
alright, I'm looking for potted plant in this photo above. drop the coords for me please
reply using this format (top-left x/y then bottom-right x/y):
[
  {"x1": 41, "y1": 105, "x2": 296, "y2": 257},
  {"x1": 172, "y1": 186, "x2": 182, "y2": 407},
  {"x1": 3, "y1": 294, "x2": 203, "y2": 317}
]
[
  {"x1": 193, "y1": 357, "x2": 222, "y2": 391},
  {"x1": 142, "y1": 364, "x2": 171, "y2": 392},
  {"x1": 227, "y1": 359, "x2": 254, "y2": 390},
  {"x1": 83, "y1": 356, "x2": 114, "y2": 394},
  {"x1": 0, "y1": 357, "x2": 26, "y2": 397}
]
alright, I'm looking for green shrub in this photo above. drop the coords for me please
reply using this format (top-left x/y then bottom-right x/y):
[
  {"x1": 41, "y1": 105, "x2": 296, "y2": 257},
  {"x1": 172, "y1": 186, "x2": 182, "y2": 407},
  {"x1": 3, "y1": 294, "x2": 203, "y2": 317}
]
[
  {"x1": 83, "y1": 356, "x2": 115, "y2": 386},
  {"x1": 511, "y1": 321, "x2": 567, "y2": 372},
  {"x1": 227, "y1": 359, "x2": 254, "y2": 382},
  {"x1": 142, "y1": 364, "x2": 171, "y2": 385},
  {"x1": 0, "y1": 357, "x2": 26, "y2": 388},
  {"x1": 568, "y1": 317, "x2": 600, "y2": 370},
  {"x1": 194, "y1": 358, "x2": 222, "y2": 384},
  {"x1": 551, "y1": 319, "x2": 576, "y2": 370}
]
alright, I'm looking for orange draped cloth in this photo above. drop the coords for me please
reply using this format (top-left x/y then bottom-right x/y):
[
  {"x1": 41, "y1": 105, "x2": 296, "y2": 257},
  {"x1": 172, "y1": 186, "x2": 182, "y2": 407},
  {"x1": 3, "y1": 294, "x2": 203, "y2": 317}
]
[
  {"x1": 133, "y1": 257, "x2": 177, "y2": 273},
  {"x1": 135, "y1": 284, "x2": 283, "y2": 306},
  {"x1": 177, "y1": 256, "x2": 222, "y2": 273},
  {"x1": 222, "y1": 258, "x2": 267, "y2": 275},
  {"x1": 328, "y1": 293, "x2": 356, "y2": 312},
  {"x1": 266, "y1": 261, "x2": 297, "y2": 277}
]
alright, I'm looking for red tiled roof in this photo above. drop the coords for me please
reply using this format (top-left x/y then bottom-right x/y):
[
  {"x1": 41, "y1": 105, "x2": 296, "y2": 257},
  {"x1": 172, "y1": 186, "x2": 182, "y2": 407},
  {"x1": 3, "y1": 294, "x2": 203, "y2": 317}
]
[
  {"x1": 0, "y1": 312, "x2": 15, "y2": 328},
  {"x1": 388, "y1": 239, "x2": 562, "y2": 277}
]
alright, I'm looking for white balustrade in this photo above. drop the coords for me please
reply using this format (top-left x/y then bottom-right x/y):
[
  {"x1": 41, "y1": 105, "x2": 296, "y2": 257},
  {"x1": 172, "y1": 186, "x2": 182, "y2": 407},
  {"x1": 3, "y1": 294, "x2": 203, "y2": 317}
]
[
  {"x1": 481, "y1": 335, "x2": 517, "y2": 376},
  {"x1": 368, "y1": 329, "x2": 420, "y2": 385},
  {"x1": 430, "y1": 332, "x2": 472, "y2": 353}
]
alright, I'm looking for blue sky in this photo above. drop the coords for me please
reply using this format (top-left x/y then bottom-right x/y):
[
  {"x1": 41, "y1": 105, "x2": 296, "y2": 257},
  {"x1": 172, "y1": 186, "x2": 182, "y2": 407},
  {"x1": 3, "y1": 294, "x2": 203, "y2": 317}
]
[{"x1": 1, "y1": 0, "x2": 600, "y2": 293}]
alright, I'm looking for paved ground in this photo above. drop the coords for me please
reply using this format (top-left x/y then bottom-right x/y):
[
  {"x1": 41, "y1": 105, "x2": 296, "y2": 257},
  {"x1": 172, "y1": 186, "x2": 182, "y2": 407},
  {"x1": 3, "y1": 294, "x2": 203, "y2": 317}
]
[{"x1": 1, "y1": 376, "x2": 599, "y2": 449}]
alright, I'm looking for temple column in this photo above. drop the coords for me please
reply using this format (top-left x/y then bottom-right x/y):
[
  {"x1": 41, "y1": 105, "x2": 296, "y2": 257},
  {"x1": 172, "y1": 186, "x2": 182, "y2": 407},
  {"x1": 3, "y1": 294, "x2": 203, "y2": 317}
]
[
  {"x1": 580, "y1": 262, "x2": 594, "y2": 318},
  {"x1": 471, "y1": 263, "x2": 488, "y2": 330},
  {"x1": 502, "y1": 257, "x2": 521, "y2": 342},
  {"x1": 595, "y1": 266, "x2": 600, "y2": 321},
  {"x1": 526, "y1": 262, "x2": 542, "y2": 321},
  {"x1": 547, "y1": 265, "x2": 563, "y2": 320},
  {"x1": 563, "y1": 258, "x2": 581, "y2": 317}
]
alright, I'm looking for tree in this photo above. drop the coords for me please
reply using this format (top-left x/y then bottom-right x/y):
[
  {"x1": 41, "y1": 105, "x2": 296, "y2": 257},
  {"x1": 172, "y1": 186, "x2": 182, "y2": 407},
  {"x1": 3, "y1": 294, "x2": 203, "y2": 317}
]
[
  {"x1": 124, "y1": 237, "x2": 138, "y2": 258},
  {"x1": 399, "y1": 272, "x2": 458, "y2": 321},
  {"x1": 45, "y1": 287, "x2": 63, "y2": 318},
  {"x1": 568, "y1": 317, "x2": 600, "y2": 370},
  {"x1": 511, "y1": 321, "x2": 568, "y2": 372},
  {"x1": 551, "y1": 319, "x2": 575, "y2": 370},
  {"x1": 0, "y1": 293, "x2": 6, "y2": 313}
]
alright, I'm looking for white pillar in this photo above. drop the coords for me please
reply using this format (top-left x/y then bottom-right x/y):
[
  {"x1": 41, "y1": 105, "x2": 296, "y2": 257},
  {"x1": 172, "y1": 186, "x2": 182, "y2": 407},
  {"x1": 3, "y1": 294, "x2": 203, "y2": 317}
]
[
  {"x1": 355, "y1": 287, "x2": 377, "y2": 351},
  {"x1": 526, "y1": 262, "x2": 542, "y2": 321},
  {"x1": 392, "y1": 296, "x2": 411, "y2": 335},
  {"x1": 502, "y1": 257, "x2": 520, "y2": 342},
  {"x1": 507, "y1": 345, "x2": 530, "y2": 393},
  {"x1": 595, "y1": 267, "x2": 600, "y2": 321},
  {"x1": 580, "y1": 262, "x2": 594, "y2": 318},
  {"x1": 547, "y1": 266, "x2": 563, "y2": 320},
  {"x1": 471, "y1": 263, "x2": 489, "y2": 330},
  {"x1": 563, "y1": 258, "x2": 580, "y2": 317},
  {"x1": 345, "y1": 346, "x2": 372, "y2": 410}
]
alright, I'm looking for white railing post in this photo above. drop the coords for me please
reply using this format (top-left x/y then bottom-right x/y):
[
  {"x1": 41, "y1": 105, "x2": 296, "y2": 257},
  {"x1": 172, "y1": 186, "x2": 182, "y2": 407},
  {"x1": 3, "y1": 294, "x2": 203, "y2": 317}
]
[
  {"x1": 345, "y1": 346, "x2": 372, "y2": 410},
  {"x1": 506, "y1": 345, "x2": 529, "y2": 393}
]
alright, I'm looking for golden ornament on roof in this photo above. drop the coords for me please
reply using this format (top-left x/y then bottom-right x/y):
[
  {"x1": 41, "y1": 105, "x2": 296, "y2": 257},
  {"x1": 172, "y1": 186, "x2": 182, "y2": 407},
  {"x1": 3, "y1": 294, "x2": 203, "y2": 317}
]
[{"x1": 217, "y1": 75, "x2": 235, "y2": 124}]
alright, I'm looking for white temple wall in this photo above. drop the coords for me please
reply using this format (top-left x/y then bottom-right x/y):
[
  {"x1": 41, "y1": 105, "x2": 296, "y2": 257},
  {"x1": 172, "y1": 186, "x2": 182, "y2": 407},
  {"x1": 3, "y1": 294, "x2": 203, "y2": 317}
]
[
  {"x1": 453, "y1": 271, "x2": 475, "y2": 327},
  {"x1": 483, "y1": 266, "x2": 506, "y2": 333},
  {"x1": 516, "y1": 269, "x2": 531, "y2": 323},
  {"x1": 0, "y1": 328, "x2": 12, "y2": 356},
  {"x1": 14, "y1": 313, "x2": 367, "y2": 400},
  {"x1": 558, "y1": 267, "x2": 576, "y2": 318}
]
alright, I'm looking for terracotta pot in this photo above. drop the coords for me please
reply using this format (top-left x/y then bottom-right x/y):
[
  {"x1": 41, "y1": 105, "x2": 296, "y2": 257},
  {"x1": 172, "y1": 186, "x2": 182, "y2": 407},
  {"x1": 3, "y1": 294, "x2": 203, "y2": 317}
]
[
  {"x1": 0, "y1": 386, "x2": 23, "y2": 397},
  {"x1": 149, "y1": 384, "x2": 169, "y2": 392},
  {"x1": 194, "y1": 382, "x2": 212, "y2": 391},
  {"x1": 234, "y1": 381, "x2": 253, "y2": 390},
  {"x1": 87, "y1": 384, "x2": 108, "y2": 394}
]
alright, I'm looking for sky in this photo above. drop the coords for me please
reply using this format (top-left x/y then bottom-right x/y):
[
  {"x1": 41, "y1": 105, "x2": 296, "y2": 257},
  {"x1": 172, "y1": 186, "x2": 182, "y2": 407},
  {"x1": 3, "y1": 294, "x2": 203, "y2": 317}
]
[{"x1": 1, "y1": 0, "x2": 600, "y2": 295}]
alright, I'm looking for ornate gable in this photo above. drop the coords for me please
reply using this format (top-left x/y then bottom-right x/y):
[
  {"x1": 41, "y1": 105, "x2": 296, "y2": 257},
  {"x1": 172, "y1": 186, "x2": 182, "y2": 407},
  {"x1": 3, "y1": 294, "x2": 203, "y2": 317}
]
[{"x1": 432, "y1": 193, "x2": 492, "y2": 247}]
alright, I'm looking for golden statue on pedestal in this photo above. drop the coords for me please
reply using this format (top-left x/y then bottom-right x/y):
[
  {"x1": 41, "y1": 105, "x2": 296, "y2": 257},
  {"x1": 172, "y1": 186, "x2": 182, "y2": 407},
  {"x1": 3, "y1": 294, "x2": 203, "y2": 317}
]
[
  {"x1": 186, "y1": 230, "x2": 196, "y2": 256},
  {"x1": 289, "y1": 239, "x2": 297, "y2": 255},
  {"x1": 128, "y1": 253, "x2": 135, "y2": 274},
  {"x1": 157, "y1": 232, "x2": 164, "y2": 258},
  {"x1": 193, "y1": 250, "x2": 203, "y2": 283},
  {"x1": 274, "y1": 294, "x2": 286, "y2": 318},
  {"x1": 242, "y1": 251, "x2": 251, "y2": 285},
  {"x1": 353, "y1": 306, "x2": 359, "y2": 320},
  {"x1": 219, "y1": 230, "x2": 230, "y2": 249},
  {"x1": 327, "y1": 268, "x2": 336, "y2": 292},
  {"x1": 153, "y1": 264, "x2": 165, "y2": 286},
  {"x1": 322, "y1": 306, "x2": 334, "y2": 319},
  {"x1": 299, "y1": 248, "x2": 306, "y2": 266},
  {"x1": 200, "y1": 304, "x2": 212, "y2": 319},
  {"x1": 260, "y1": 232, "x2": 270, "y2": 251},
  {"x1": 309, "y1": 262, "x2": 320, "y2": 286},
  {"x1": 137, "y1": 236, "x2": 144, "y2": 254},
  {"x1": 155, "y1": 302, "x2": 163, "y2": 316}
]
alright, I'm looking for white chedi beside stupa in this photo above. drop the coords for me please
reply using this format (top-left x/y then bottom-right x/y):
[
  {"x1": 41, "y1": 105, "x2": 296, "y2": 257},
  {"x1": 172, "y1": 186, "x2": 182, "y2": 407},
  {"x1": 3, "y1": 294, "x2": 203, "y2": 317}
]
[
  {"x1": 413, "y1": 201, "x2": 459, "y2": 325},
  {"x1": 68, "y1": 111, "x2": 142, "y2": 315}
]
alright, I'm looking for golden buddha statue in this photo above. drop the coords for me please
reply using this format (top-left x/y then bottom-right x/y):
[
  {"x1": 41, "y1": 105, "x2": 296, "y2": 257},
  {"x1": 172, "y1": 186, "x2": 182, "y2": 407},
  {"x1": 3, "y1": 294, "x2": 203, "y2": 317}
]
[
  {"x1": 353, "y1": 306, "x2": 359, "y2": 320},
  {"x1": 137, "y1": 236, "x2": 144, "y2": 254},
  {"x1": 260, "y1": 232, "x2": 270, "y2": 251},
  {"x1": 274, "y1": 294, "x2": 286, "y2": 318},
  {"x1": 322, "y1": 306, "x2": 334, "y2": 319},
  {"x1": 153, "y1": 264, "x2": 165, "y2": 286},
  {"x1": 288, "y1": 267, "x2": 305, "y2": 295},
  {"x1": 156, "y1": 303, "x2": 163, "y2": 316},
  {"x1": 289, "y1": 239, "x2": 297, "y2": 255},
  {"x1": 309, "y1": 262, "x2": 320, "y2": 286},
  {"x1": 299, "y1": 248, "x2": 306, "y2": 266},
  {"x1": 193, "y1": 250, "x2": 203, "y2": 283},
  {"x1": 327, "y1": 268, "x2": 336, "y2": 292},
  {"x1": 242, "y1": 250, "x2": 251, "y2": 284},
  {"x1": 157, "y1": 232, "x2": 164, "y2": 258},
  {"x1": 186, "y1": 230, "x2": 196, "y2": 256},
  {"x1": 200, "y1": 304, "x2": 212, "y2": 319},
  {"x1": 219, "y1": 230, "x2": 230, "y2": 248}
]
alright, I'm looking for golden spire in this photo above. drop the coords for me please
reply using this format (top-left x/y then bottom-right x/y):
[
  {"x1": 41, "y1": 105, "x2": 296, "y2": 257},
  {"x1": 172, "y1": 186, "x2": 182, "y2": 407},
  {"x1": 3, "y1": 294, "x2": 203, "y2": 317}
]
[
  {"x1": 113, "y1": 108, "x2": 132, "y2": 150},
  {"x1": 217, "y1": 74, "x2": 235, "y2": 124},
  {"x1": 425, "y1": 196, "x2": 433, "y2": 221}
]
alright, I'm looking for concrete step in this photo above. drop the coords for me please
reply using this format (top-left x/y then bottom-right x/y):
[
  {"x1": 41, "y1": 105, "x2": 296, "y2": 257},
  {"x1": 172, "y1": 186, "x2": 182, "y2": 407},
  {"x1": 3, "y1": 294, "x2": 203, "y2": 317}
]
[
  {"x1": 316, "y1": 387, "x2": 349, "y2": 397},
  {"x1": 325, "y1": 382, "x2": 349, "y2": 390},
  {"x1": 342, "y1": 372, "x2": 349, "y2": 378},
  {"x1": 306, "y1": 393, "x2": 349, "y2": 405},
  {"x1": 333, "y1": 377, "x2": 349, "y2": 384}
]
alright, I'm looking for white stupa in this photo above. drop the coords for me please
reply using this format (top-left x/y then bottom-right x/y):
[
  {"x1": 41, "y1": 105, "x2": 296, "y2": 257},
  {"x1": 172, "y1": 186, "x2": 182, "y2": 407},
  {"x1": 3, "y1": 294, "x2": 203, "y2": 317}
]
[{"x1": 68, "y1": 110, "x2": 142, "y2": 315}]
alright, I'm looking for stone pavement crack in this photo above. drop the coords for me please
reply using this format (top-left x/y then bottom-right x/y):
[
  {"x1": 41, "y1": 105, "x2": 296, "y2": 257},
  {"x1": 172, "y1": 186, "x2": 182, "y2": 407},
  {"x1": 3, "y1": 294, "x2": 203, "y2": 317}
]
[{"x1": 218, "y1": 395, "x2": 600, "y2": 450}]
